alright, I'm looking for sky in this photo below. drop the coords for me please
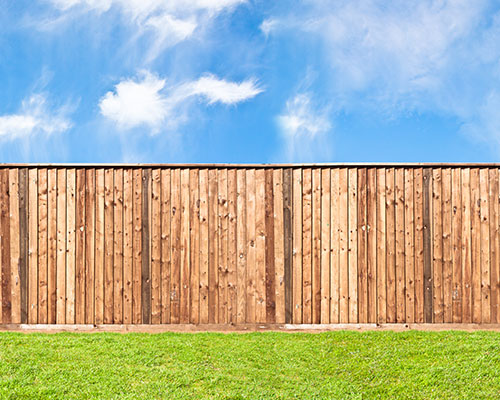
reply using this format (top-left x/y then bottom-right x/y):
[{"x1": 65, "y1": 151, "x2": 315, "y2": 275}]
[{"x1": 1, "y1": 0, "x2": 500, "y2": 163}]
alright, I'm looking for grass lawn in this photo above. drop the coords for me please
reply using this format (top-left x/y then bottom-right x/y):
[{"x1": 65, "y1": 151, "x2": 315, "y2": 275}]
[{"x1": 0, "y1": 330, "x2": 499, "y2": 399}]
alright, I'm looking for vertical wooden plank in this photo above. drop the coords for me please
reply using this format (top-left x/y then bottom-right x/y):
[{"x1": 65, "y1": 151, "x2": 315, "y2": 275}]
[
  {"x1": 357, "y1": 169, "x2": 368, "y2": 323},
  {"x1": 452, "y1": 168, "x2": 462, "y2": 323},
  {"x1": 461, "y1": 168, "x2": 472, "y2": 323},
  {"x1": 432, "y1": 168, "x2": 443, "y2": 323},
  {"x1": 208, "y1": 169, "x2": 218, "y2": 323},
  {"x1": 255, "y1": 169, "x2": 266, "y2": 323},
  {"x1": 180, "y1": 169, "x2": 191, "y2": 324},
  {"x1": 265, "y1": 169, "x2": 276, "y2": 323},
  {"x1": 227, "y1": 169, "x2": 237, "y2": 324},
  {"x1": 47, "y1": 169, "x2": 57, "y2": 324},
  {"x1": 66, "y1": 169, "x2": 76, "y2": 324},
  {"x1": 311, "y1": 169, "x2": 321, "y2": 324},
  {"x1": 199, "y1": 169, "x2": 209, "y2": 324},
  {"x1": 37, "y1": 169, "x2": 48, "y2": 324},
  {"x1": 122, "y1": 169, "x2": 133, "y2": 324},
  {"x1": 94, "y1": 169, "x2": 105, "y2": 324},
  {"x1": 442, "y1": 168, "x2": 453, "y2": 323},
  {"x1": 330, "y1": 169, "x2": 340, "y2": 324},
  {"x1": 320, "y1": 168, "x2": 331, "y2": 324},
  {"x1": 414, "y1": 168, "x2": 425, "y2": 323},
  {"x1": 490, "y1": 168, "x2": 499, "y2": 323},
  {"x1": 236, "y1": 169, "x2": 248, "y2": 324},
  {"x1": 103, "y1": 168, "x2": 114, "y2": 324},
  {"x1": 366, "y1": 168, "x2": 377, "y2": 323},
  {"x1": 404, "y1": 169, "x2": 415, "y2": 323},
  {"x1": 160, "y1": 169, "x2": 171, "y2": 324},
  {"x1": 339, "y1": 168, "x2": 349, "y2": 323},
  {"x1": 132, "y1": 169, "x2": 142, "y2": 324},
  {"x1": 141, "y1": 168, "x2": 151, "y2": 324},
  {"x1": 28, "y1": 169, "x2": 38, "y2": 324},
  {"x1": 217, "y1": 169, "x2": 228, "y2": 324},
  {"x1": 9, "y1": 169, "x2": 21, "y2": 324},
  {"x1": 85, "y1": 169, "x2": 96, "y2": 324},
  {"x1": 470, "y1": 168, "x2": 481, "y2": 323},
  {"x1": 190, "y1": 169, "x2": 201, "y2": 324},
  {"x1": 283, "y1": 169, "x2": 293, "y2": 324},
  {"x1": 246, "y1": 169, "x2": 256, "y2": 323},
  {"x1": 480, "y1": 168, "x2": 491, "y2": 323},
  {"x1": 150, "y1": 169, "x2": 161, "y2": 324},
  {"x1": 348, "y1": 168, "x2": 358, "y2": 323},
  {"x1": 273, "y1": 169, "x2": 285, "y2": 324},
  {"x1": 75, "y1": 169, "x2": 86, "y2": 324},
  {"x1": 0, "y1": 170, "x2": 10, "y2": 323},
  {"x1": 395, "y1": 168, "x2": 405, "y2": 323},
  {"x1": 385, "y1": 168, "x2": 396, "y2": 323},
  {"x1": 113, "y1": 169, "x2": 123, "y2": 324},
  {"x1": 423, "y1": 168, "x2": 433, "y2": 323},
  {"x1": 292, "y1": 168, "x2": 302, "y2": 323},
  {"x1": 19, "y1": 168, "x2": 28, "y2": 324},
  {"x1": 301, "y1": 168, "x2": 312, "y2": 324},
  {"x1": 56, "y1": 169, "x2": 66, "y2": 324},
  {"x1": 376, "y1": 168, "x2": 387, "y2": 323}
]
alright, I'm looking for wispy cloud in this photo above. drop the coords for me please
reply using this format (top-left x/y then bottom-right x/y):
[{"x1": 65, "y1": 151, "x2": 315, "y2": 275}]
[
  {"x1": 277, "y1": 92, "x2": 332, "y2": 162},
  {"x1": 0, "y1": 94, "x2": 72, "y2": 140},
  {"x1": 268, "y1": 0, "x2": 500, "y2": 152},
  {"x1": 99, "y1": 71, "x2": 263, "y2": 133},
  {"x1": 45, "y1": 0, "x2": 246, "y2": 61}
]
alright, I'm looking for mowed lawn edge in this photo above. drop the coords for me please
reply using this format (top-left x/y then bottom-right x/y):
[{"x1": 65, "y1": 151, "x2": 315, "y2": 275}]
[{"x1": 0, "y1": 331, "x2": 499, "y2": 399}]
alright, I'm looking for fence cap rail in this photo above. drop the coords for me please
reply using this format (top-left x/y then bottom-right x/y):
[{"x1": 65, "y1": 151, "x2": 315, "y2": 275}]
[{"x1": 1, "y1": 162, "x2": 500, "y2": 168}]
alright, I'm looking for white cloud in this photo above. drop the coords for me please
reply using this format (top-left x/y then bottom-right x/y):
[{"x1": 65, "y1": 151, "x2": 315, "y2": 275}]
[
  {"x1": 186, "y1": 74, "x2": 263, "y2": 104},
  {"x1": 0, "y1": 94, "x2": 72, "y2": 140},
  {"x1": 99, "y1": 71, "x2": 263, "y2": 133},
  {"x1": 47, "y1": 0, "x2": 246, "y2": 60},
  {"x1": 277, "y1": 93, "x2": 332, "y2": 161},
  {"x1": 260, "y1": 18, "x2": 278, "y2": 37}
]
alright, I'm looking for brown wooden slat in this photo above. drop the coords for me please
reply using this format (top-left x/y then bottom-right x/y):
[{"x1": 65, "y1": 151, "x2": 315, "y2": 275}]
[
  {"x1": 461, "y1": 168, "x2": 472, "y2": 323},
  {"x1": 75, "y1": 169, "x2": 86, "y2": 324},
  {"x1": 236, "y1": 169, "x2": 247, "y2": 323},
  {"x1": 311, "y1": 169, "x2": 321, "y2": 324},
  {"x1": 199, "y1": 169, "x2": 209, "y2": 324},
  {"x1": 190, "y1": 169, "x2": 201, "y2": 324},
  {"x1": 366, "y1": 168, "x2": 377, "y2": 323},
  {"x1": 480, "y1": 168, "x2": 491, "y2": 323},
  {"x1": 103, "y1": 169, "x2": 114, "y2": 324},
  {"x1": 113, "y1": 169, "x2": 124, "y2": 324},
  {"x1": 330, "y1": 168, "x2": 340, "y2": 323},
  {"x1": 28, "y1": 169, "x2": 38, "y2": 324},
  {"x1": 85, "y1": 169, "x2": 96, "y2": 324},
  {"x1": 404, "y1": 169, "x2": 415, "y2": 323},
  {"x1": 442, "y1": 168, "x2": 453, "y2": 323},
  {"x1": 433, "y1": 168, "x2": 444, "y2": 323},
  {"x1": 19, "y1": 168, "x2": 28, "y2": 324},
  {"x1": 348, "y1": 168, "x2": 358, "y2": 323},
  {"x1": 451, "y1": 168, "x2": 462, "y2": 323},
  {"x1": 94, "y1": 169, "x2": 105, "y2": 324},
  {"x1": 132, "y1": 169, "x2": 142, "y2": 324},
  {"x1": 66, "y1": 169, "x2": 76, "y2": 324},
  {"x1": 265, "y1": 169, "x2": 276, "y2": 323},
  {"x1": 292, "y1": 168, "x2": 302, "y2": 323},
  {"x1": 150, "y1": 169, "x2": 161, "y2": 324},
  {"x1": 320, "y1": 168, "x2": 331, "y2": 324},
  {"x1": 9, "y1": 169, "x2": 21, "y2": 324},
  {"x1": 56, "y1": 169, "x2": 66, "y2": 324},
  {"x1": 395, "y1": 168, "x2": 405, "y2": 323},
  {"x1": 122, "y1": 169, "x2": 132, "y2": 324},
  {"x1": 357, "y1": 168, "x2": 367, "y2": 324},
  {"x1": 385, "y1": 168, "x2": 396, "y2": 323},
  {"x1": 338, "y1": 168, "x2": 348, "y2": 323},
  {"x1": 208, "y1": 169, "x2": 218, "y2": 323},
  {"x1": 37, "y1": 169, "x2": 48, "y2": 324},
  {"x1": 376, "y1": 168, "x2": 387, "y2": 323},
  {"x1": 490, "y1": 169, "x2": 499, "y2": 323},
  {"x1": 218, "y1": 169, "x2": 229, "y2": 324},
  {"x1": 273, "y1": 169, "x2": 285, "y2": 324},
  {"x1": 0, "y1": 170, "x2": 11, "y2": 323},
  {"x1": 180, "y1": 169, "x2": 191, "y2": 324},
  {"x1": 47, "y1": 169, "x2": 57, "y2": 324},
  {"x1": 246, "y1": 169, "x2": 256, "y2": 323},
  {"x1": 423, "y1": 168, "x2": 433, "y2": 323},
  {"x1": 160, "y1": 169, "x2": 171, "y2": 324},
  {"x1": 255, "y1": 169, "x2": 266, "y2": 323},
  {"x1": 283, "y1": 169, "x2": 292, "y2": 324},
  {"x1": 470, "y1": 168, "x2": 481, "y2": 323},
  {"x1": 141, "y1": 168, "x2": 151, "y2": 324},
  {"x1": 414, "y1": 168, "x2": 425, "y2": 323}
]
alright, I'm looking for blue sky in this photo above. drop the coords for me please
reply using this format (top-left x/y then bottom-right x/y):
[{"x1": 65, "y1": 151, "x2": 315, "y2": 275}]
[{"x1": 1, "y1": 0, "x2": 500, "y2": 163}]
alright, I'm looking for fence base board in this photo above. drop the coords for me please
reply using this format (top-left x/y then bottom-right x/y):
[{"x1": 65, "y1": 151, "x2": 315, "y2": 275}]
[{"x1": 1, "y1": 323, "x2": 500, "y2": 333}]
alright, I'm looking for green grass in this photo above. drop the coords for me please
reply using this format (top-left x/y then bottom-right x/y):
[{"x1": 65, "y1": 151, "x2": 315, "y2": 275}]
[{"x1": 0, "y1": 331, "x2": 499, "y2": 399}]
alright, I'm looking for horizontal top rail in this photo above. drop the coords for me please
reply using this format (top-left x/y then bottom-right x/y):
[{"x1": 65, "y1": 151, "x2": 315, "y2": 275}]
[{"x1": 1, "y1": 162, "x2": 500, "y2": 168}]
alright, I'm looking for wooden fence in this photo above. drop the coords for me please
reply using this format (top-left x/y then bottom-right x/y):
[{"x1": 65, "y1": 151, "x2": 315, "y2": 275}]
[{"x1": 0, "y1": 164, "x2": 499, "y2": 326}]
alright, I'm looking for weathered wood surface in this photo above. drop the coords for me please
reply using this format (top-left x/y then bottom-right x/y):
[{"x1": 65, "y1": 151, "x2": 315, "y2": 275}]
[{"x1": 0, "y1": 165, "x2": 499, "y2": 325}]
